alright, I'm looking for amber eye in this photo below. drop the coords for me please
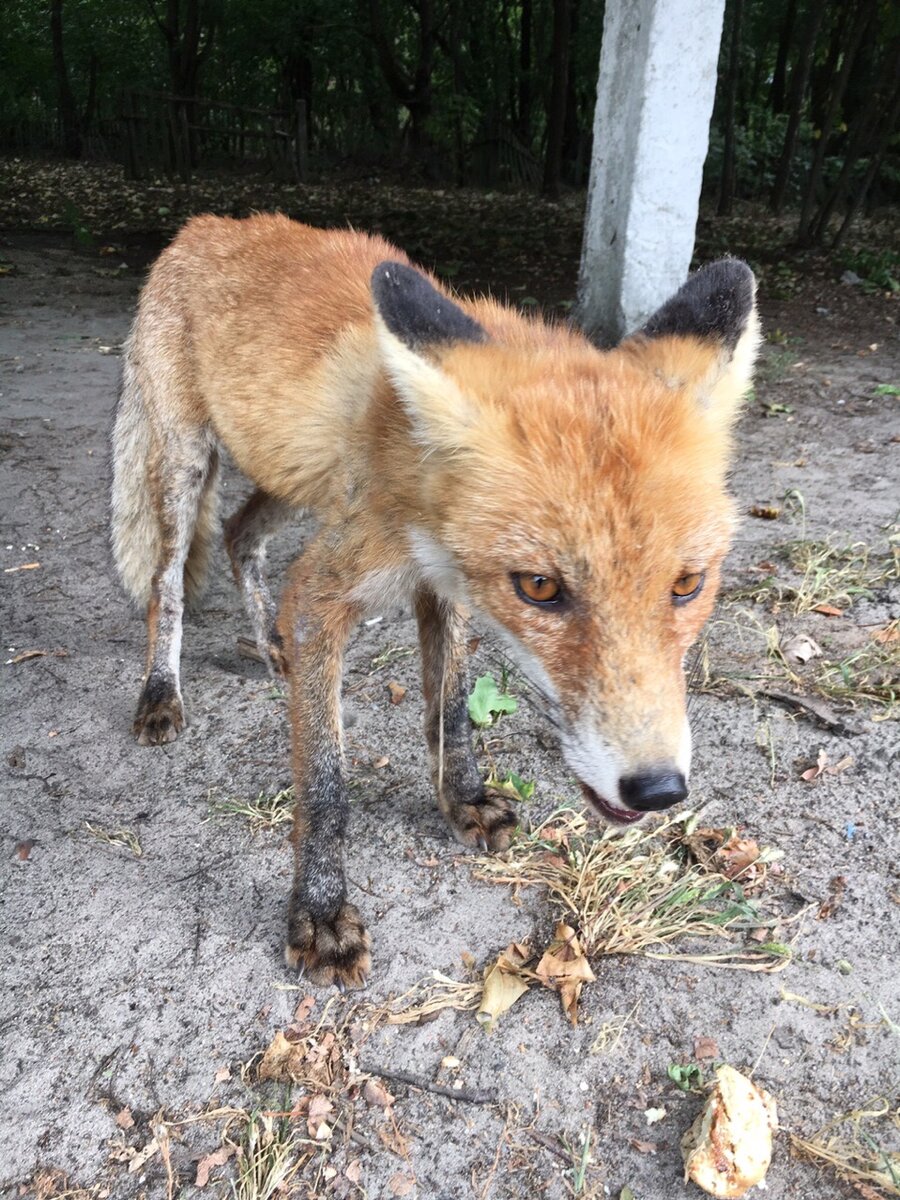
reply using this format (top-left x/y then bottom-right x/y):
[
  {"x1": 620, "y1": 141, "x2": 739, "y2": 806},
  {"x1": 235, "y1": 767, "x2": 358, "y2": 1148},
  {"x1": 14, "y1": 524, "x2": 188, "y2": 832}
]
[
  {"x1": 672, "y1": 572, "x2": 705, "y2": 604},
  {"x1": 513, "y1": 573, "x2": 564, "y2": 607}
]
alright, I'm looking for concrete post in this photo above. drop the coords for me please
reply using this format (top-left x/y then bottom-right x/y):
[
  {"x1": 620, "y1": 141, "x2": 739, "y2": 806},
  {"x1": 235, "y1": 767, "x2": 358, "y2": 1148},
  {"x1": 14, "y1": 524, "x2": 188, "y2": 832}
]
[{"x1": 575, "y1": 0, "x2": 725, "y2": 344}]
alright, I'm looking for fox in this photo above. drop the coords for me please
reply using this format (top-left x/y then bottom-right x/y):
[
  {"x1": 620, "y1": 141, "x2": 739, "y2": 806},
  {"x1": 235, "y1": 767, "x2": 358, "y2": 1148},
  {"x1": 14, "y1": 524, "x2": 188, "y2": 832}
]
[{"x1": 110, "y1": 213, "x2": 759, "y2": 989}]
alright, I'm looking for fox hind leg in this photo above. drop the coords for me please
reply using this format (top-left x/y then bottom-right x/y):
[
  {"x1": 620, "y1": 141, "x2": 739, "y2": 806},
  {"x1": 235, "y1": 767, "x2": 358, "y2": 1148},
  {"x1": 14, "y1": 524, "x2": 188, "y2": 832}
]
[
  {"x1": 224, "y1": 488, "x2": 292, "y2": 678},
  {"x1": 415, "y1": 587, "x2": 517, "y2": 851},
  {"x1": 133, "y1": 430, "x2": 217, "y2": 746}
]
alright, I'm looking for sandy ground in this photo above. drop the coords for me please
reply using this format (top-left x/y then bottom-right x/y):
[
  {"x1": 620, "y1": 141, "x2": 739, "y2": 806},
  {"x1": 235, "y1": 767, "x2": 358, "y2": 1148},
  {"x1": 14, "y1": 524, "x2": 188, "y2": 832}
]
[{"x1": 1, "y1": 229, "x2": 898, "y2": 1200}]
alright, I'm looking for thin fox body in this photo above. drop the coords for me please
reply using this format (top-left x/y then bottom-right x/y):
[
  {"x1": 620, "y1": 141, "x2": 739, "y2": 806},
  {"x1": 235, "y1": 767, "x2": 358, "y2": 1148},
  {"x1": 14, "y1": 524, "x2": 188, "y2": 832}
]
[{"x1": 111, "y1": 213, "x2": 759, "y2": 987}]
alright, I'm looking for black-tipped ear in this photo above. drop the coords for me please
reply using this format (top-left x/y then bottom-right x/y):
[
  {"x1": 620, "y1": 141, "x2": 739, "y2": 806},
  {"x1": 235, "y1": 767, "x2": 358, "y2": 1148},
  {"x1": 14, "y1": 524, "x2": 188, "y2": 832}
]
[
  {"x1": 371, "y1": 261, "x2": 487, "y2": 351},
  {"x1": 642, "y1": 259, "x2": 755, "y2": 352}
]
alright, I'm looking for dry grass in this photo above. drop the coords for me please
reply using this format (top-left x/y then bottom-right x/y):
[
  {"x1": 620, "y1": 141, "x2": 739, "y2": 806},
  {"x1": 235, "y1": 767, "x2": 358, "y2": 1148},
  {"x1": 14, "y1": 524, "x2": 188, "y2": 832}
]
[
  {"x1": 84, "y1": 823, "x2": 142, "y2": 857},
  {"x1": 209, "y1": 786, "x2": 295, "y2": 831},
  {"x1": 471, "y1": 808, "x2": 793, "y2": 971},
  {"x1": 227, "y1": 1111, "x2": 308, "y2": 1200},
  {"x1": 790, "y1": 1099, "x2": 900, "y2": 1197},
  {"x1": 367, "y1": 972, "x2": 482, "y2": 1027},
  {"x1": 814, "y1": 639, "x2": 899, "y2": 711}
]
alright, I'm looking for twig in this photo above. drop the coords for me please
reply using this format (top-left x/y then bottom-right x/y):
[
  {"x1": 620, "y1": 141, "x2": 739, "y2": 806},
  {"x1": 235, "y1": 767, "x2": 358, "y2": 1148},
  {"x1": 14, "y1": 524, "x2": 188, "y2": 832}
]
[
  {"x1": 758, "y1": 688, "x2": 860, "y2": 736},
  {"x1": 363, "y1": 1064, "x2": 496, "y2": 1105},
  {"x1": 527, "y1": 1129, "x2": 571, "y2": 1166}
]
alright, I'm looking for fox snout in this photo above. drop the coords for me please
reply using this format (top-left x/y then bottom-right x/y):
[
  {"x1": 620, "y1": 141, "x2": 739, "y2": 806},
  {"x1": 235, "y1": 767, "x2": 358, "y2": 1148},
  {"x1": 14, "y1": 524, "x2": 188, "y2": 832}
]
[{"x1": 620, "y1": 769, "x2": 689, "y2": 812}]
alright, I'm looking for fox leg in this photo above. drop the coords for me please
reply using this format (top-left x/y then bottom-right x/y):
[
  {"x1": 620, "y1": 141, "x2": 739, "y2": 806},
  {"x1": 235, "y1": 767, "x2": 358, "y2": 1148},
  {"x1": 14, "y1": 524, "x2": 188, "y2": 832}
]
[
  {"x1": 224, "y1": 488, "x2": 292, "y2": 677},
  {"x1": 280, "y1": 550, "x2": 370, "y2": 988},
  {"x1": 133, "y1": 433, "x2": 215, "y2": 746},
  {"x1": 415, "y1": 587, "x2": 517, "y2": 850}
]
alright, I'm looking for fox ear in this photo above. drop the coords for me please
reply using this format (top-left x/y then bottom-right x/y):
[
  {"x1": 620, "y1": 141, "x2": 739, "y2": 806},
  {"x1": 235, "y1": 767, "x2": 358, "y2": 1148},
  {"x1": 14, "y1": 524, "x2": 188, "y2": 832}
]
[
  {"x1": 371, "y1": 262, "x2": 488, "y2": 452},
  {"x1": 621, "y1": 259, "x2": 760, "y2": 419}
]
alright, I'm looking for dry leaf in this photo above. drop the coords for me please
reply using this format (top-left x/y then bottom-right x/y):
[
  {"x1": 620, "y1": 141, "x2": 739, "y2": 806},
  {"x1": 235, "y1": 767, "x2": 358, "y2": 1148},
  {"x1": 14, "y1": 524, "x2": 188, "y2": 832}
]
[
  {"x1": 812, "y1": 603, "x2": 844, "y2": 617},
  {"x1": 781, "y1": 634, "x2": 822, "y2": 664},
  {"x1": 748, "y1": 505, "x2": 780, "y2": 520},
  {"x1": 817, "y1": 875, "x2": 846, "y2": 921},
  {"x1": 373, "y1": 755, "x2": 390, "y2": 769},
  {"x1": 213, "y1": 1066, "x2": 231, "y2": 1084},
  {"x1": 115, "y1": 1107, "x2": 135, "y2": 1129},
  {"x1": 477, "y1": 942, "x2": 532, "y2": 1033},
  {"x1": 346, "y1": 1160, "x2": 362, "y2": 1184},
  {"x1": 387, "y1": 681, "x2": 406, "y2": 705},
  {"x1": 292, "y1": 994, "x2": 316, "y2": 1025},
  {"x1": 195, "y1": 1145, "x2": 234, "y2": 1188},
  {"x1": 14, "y1": 839, "x2": 35, "y2": 861},
  {"x1": 389, "y1": 1172, "x2": 416, "y2": 1196},
  {"x1": 127, "y1": 1137, "x2": 159, "y2": 1174},
  {"x1": 307, "y1": 1093, "x2": 334, "y2": 1139},
  {"x1": 630, "y1": 1139, "x2": 658, "y2": 1154},
  {"x1": 801, "y1": 749, "x2": 829, "y2": 782},
  {"x1": 872, "y1": 623, "x2": 900, "y2": 645},
  {"x1": 363, "y1": 1078, "x2": 395, "y2": 1108},
  {"x1": 694, "y1": 1037, "x2": 719, "y2": 1060},
  {"x1": 258, "y1": 1030, "x2": 307, "y2": 1082},
  {"x1": 534, "y1": 923, "x2": 595, "y2": 1026}
]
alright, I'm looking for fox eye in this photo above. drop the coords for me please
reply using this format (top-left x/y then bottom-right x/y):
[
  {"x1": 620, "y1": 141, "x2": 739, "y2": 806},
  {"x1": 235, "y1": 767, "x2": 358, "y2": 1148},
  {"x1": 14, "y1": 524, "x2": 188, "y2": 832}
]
[
  {"x1": 513, "y1": 573, "x2": 564, "y2": 607},
  {"x1": 672, "y1": 572, "x2": 705, "y2": 604}
]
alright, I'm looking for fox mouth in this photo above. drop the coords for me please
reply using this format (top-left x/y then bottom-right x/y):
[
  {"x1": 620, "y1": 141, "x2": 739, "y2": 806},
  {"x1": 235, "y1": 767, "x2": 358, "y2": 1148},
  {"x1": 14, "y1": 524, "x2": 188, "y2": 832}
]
[{"x1": 580, "y1": 784, "x2": 644, "y2": 827}]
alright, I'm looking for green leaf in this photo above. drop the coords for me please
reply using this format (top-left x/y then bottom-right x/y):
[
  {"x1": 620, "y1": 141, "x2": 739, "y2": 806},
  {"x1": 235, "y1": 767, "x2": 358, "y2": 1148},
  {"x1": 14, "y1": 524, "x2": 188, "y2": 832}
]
[
  {"x1": 874, "y1": 383, "x2": 899, "y2": 396},
  {"x1": 468, "y1": 673, "x2": 518, "y2": 727},
  {"x1": 667, "y1": 1062, "x2": 703, "y2": 1091}
]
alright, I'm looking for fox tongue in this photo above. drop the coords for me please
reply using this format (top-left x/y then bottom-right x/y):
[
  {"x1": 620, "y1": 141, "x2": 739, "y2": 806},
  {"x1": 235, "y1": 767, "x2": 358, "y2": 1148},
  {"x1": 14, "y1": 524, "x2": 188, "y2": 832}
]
[{"x1": 580, "y1": 784, "x2": 643, "y2": 826}]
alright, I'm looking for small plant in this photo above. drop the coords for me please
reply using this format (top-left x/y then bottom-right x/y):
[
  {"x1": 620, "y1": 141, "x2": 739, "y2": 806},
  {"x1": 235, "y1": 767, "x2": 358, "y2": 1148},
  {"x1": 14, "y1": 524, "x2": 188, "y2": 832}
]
[
  {"x1": 668, "y1": 1062, "x2": 704, "y2": 1092},
  {"x1": 230, "y1": 1111, "x2": 305, "y2": 1200},
  {"x1": 485, "y1": 769, "x2": 535, "y2": 802},
  {"x1": 468, "y1": 672, "x2": 518, "y2": 727},
  {"x1": 874, "y1": 383, "x2": 900, "y2": 397},
  {"x1": 84, "y1": 823, "x2": 142, "y2": 857}
]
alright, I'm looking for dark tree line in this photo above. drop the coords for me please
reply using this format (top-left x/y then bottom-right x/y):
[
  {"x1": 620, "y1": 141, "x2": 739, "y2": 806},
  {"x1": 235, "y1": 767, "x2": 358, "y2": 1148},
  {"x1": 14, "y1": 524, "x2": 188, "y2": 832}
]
[{"x1": 2, "y1": 0, "x2": 898, "y2": 241}]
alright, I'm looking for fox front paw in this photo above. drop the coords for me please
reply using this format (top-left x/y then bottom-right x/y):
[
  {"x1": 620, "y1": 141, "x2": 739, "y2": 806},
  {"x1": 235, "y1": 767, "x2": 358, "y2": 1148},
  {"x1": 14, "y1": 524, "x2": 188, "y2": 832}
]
[
  {"x1": 285, "y1": 901, "x2": 371, "y2": 990},
  {"x1": 443, "y1": 789, "x2": 518, "y2": 852},
  {"x1": 133, "y1": 691, "x2": 185, "y2": 746}
]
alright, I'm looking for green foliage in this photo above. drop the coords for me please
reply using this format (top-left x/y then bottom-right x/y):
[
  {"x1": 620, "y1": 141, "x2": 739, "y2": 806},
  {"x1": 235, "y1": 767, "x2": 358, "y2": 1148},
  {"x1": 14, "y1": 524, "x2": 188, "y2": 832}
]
[
  {"x1": 468, "y1": 673, "x2": 518, "y2": 728},
  {"x1": 667, "y1": 1062, "x2": 704, "y2": 1092},
  {"x1": 839, "y1": 248, "x2": 900, "y2": 294}
]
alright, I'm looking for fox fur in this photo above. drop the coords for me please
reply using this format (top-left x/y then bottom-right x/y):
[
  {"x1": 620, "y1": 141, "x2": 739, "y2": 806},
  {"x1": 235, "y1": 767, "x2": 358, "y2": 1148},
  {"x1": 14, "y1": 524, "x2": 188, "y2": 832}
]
[{"x1": 111, "y1": 214, "x2": 759, "y2": 987}]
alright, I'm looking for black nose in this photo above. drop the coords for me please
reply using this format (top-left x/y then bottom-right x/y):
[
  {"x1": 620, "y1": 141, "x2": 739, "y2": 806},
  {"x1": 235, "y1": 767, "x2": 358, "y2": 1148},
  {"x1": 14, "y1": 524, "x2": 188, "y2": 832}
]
[{"x1": 619, "y1": 770, "x2": 688, "y2": 812}]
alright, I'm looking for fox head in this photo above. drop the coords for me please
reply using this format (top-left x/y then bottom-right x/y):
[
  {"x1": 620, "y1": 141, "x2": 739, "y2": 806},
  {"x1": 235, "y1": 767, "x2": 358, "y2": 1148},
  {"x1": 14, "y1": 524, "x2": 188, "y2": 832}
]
[{"x1": 371, "y1": 259, "x2": 759, "y2": 826}]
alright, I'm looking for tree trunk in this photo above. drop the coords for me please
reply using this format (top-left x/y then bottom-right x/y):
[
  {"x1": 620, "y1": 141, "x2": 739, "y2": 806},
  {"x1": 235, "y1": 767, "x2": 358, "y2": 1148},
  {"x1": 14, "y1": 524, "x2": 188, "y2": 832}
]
[
  {"x1": 770, "y1": 0, "x2": 797, "y2": 114},
  {"x1": 809, "y1": 36, "x2": 900, "y2": 242},
  {"x1": 718, "y1": 0, "x2": 743, "y2": 217},
  {"x1": 769, "y1": 1, "x2": 826, "y2": 215},
  {"x1": 369, "y1": 0, "x2": 435, "y2": 159},
  {"x1": 833, "y1": 73, "x2": 900, "y2": 250},
  {"x1": 516, "y1": 0, "x2": 533, "y2": 144},
  {"x1": 798, "y1": 0, "x2": 875, "y2": 242},
  {"x1": 82, "y1": 52, "x2": 99, "y2": 141},
  {"x1": 542, "y1": 0, "x2": 570, "y2": 198},
  {"x1": 50, "y1": 0, "x2": 82, "y2": 158}
]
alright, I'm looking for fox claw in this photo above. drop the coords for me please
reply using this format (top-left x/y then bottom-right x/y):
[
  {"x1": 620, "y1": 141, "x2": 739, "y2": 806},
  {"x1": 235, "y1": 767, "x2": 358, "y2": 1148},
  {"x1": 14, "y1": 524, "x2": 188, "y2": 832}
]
[
  {"x1": 284, "y1": 900, "x2": 371, "y2": 990},
  {"x1": 443, "y1": 790, "x2": 517, "y2": 853}
]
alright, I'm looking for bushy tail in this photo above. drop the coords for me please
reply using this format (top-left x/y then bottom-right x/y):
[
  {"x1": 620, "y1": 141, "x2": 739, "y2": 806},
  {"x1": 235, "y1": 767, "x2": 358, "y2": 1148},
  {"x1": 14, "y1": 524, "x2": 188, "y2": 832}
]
[
  {"x1": 110, "y1": 349, "x2": 161, "y2": 607},
  {"x1": 111, "y1": 347, "x2": 220, "y2": 609}
]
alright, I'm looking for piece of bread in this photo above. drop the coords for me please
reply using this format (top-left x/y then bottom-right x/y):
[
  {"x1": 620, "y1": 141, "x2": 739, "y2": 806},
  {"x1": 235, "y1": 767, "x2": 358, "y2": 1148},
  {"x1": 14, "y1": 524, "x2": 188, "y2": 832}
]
[{"x1": 681, "y1": 1065, "x2": 778, "y2": 1198}]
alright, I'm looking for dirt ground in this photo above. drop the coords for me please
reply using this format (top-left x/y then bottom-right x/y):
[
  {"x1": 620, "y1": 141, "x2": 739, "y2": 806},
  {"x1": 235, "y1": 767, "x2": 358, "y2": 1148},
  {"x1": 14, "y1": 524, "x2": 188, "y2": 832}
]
[{"x1": 1, "y1": 209, "x2": 898, "y2": 1200}]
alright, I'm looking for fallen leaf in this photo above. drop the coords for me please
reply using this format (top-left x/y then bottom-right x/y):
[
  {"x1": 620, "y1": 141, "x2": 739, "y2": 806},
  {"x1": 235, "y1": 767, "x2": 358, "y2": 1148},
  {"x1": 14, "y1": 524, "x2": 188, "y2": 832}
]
[
  {"x1": 387, "y1": 680, "x2": 406, "y2": 705},
  {"x1": 389, "y1": 1172, "x2": 416, "y2": 1196},
  {"x1": 812, "y1": 603, "x2": 844, "y2": 617},
  {"x1": 801, "y1": 749, "x2": 830, "y2": 782},
  {"x1": 127, "y1": 1137, "x2": 159, "y2": 1173},
  {"x1": 14, "y1": 839, "x2": 35, "y2": 861},
  {"x1": 363, "y1": 1078, "x2": 395, "y2": 1108},
  {"x1": 748, "y1": 504, "x2": 780, "y2": 520},
  {"x1": 693, "y1": 1037, "x2": 719, "y2": 1060},
  {"x1": 534, "y1": 923, "x2": 595, "y2": 1026},
  {"x1": 346, "y1": 1160, "x2": 362, "y2": 1184},
  {"x1": 213, "y1": 1066, "x2": 231, "y2": 1084},
  {"x1": 115, "y1": 1107, "x2": 135, "y2": 1129},
  {"x1": 817, "y1": 875, "x2": 846, "y2": 921},
  {"x1": 477, "y1": 942, "x2": 532, "y2": 1033},
  {"x1": 292, "y1": 994, "x2": 316, "y2": 1025},
  {"x1": 373, "y1": 755, "x2": 390, "y2": 769},
  {"x1": 630, "y1": 1139, "x2": 658, "y2": 1154},
  {"x1": 195, "y1": 1145, "x2": 234, "y2": 1188},
  {"x1": 781, "y1": 634, "x2": 822, "y2": 664},
  {"x1": 872, "y1": 623, "x2": 900, "y2": 645},
  {"x1": 258, "y1": 1030, "x2": 307, "y2": 1082},
  {"x1": 6, "y1": 649, "x2": 47, "y2": 664},
  {"x1": 307, "y1": 1093, "x2": 334, "y2": 1139}
]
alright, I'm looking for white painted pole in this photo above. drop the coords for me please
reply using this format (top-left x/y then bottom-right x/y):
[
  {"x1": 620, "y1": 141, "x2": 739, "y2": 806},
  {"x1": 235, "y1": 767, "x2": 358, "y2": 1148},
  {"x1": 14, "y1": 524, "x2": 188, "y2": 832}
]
[{"x1": 576, "y1": 0, "x2": 726, "y2": 344}]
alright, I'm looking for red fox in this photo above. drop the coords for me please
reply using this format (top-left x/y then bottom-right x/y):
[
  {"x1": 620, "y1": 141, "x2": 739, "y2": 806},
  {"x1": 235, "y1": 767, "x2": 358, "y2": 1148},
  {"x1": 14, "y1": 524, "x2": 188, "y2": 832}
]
[{"x1": 111, "y1": 214, "x2": 759, "y2": 988}]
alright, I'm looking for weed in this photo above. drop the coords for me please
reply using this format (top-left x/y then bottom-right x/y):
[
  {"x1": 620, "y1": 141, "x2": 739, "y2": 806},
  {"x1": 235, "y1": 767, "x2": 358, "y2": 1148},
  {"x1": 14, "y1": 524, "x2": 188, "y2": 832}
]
[
  {"x1": 730, "y1": 535, "x2": 897, "y2": 614},
  {"x1": 814, "y1": 641, "x2": 899, "y2": 712},
  {"x1": 229, "y1": 1111, "x2": 307, "y2": 1200},
  {"x1": 468, "y1": 672, "x2": 518, "y2": 727},
  {"x1": 790, "y1": 1098, "x2": 900, "y2": 1196}
]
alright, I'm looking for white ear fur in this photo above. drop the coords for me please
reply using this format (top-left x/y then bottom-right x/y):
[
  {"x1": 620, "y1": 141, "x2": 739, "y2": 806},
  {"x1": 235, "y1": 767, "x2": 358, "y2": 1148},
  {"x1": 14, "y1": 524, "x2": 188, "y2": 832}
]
[
  {"x1": 374, "y1": 312, "x2": 476, "y2": 452},
  {"x1": 705, "y1": 304, "x2": 761, "y2": 413}
]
